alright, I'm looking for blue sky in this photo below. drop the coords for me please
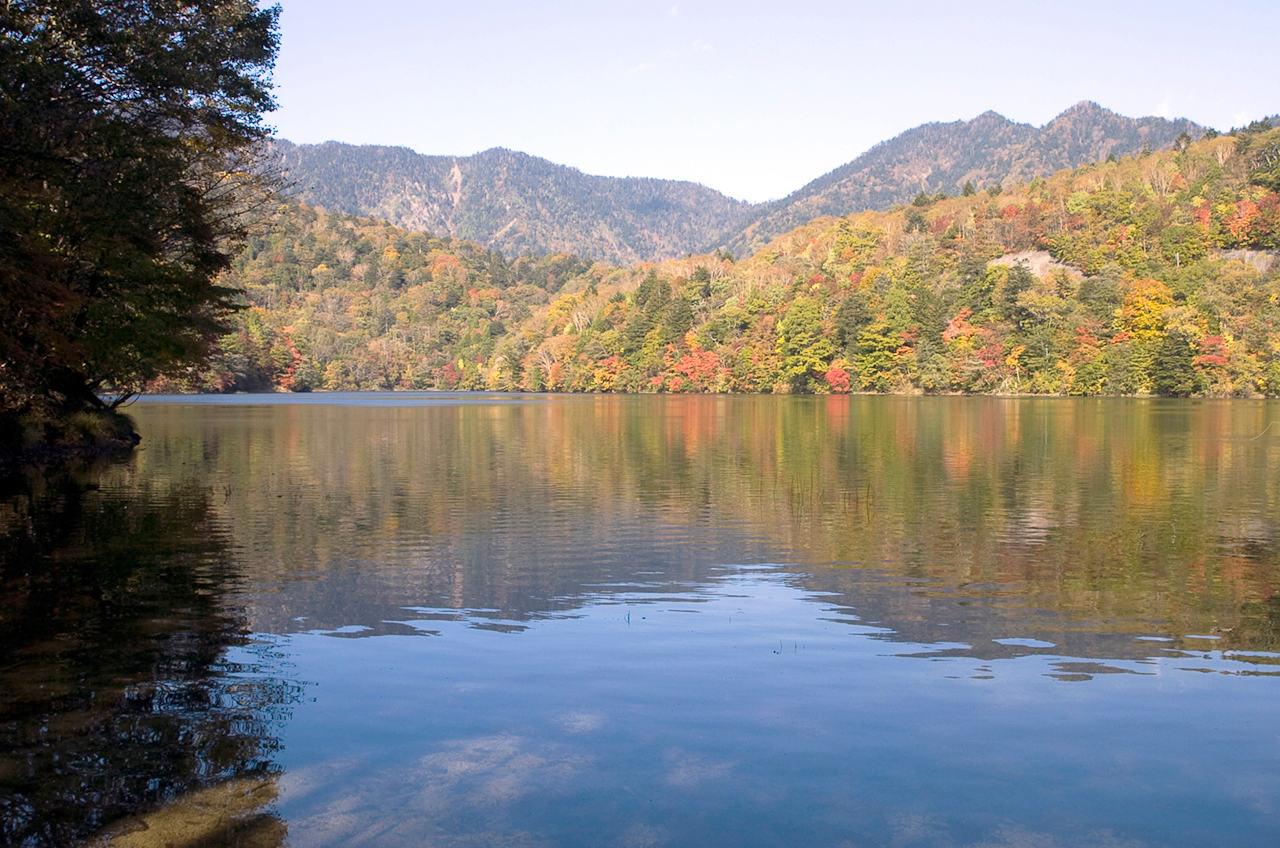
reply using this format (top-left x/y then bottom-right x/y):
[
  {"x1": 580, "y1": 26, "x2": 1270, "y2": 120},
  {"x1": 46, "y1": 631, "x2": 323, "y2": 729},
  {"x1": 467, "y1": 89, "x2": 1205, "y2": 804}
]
[{"x1": 269, "y1": 0, "x2": 1279, "y2": 203}]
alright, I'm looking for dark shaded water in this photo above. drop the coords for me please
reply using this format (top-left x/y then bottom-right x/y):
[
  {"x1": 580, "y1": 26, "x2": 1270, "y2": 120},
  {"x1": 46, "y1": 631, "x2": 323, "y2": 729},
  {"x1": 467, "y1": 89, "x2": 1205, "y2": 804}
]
[{"x1": 3, "y1": 394, "x2": 1279, "y2": 847}]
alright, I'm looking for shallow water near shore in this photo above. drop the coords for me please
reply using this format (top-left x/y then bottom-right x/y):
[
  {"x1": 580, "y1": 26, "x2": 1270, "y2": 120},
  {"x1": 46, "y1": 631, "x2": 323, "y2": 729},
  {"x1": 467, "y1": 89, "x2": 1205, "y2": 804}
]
[{"x1": 3, "y1": 394, "x2": 1279, "y2": 847}]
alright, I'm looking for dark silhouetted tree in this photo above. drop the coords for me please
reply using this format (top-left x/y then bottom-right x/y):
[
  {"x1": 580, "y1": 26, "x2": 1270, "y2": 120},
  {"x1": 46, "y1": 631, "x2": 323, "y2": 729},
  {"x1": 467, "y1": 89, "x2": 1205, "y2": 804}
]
[{"x1": 0, "y1": 1, "x2": 281, "y2": 423}]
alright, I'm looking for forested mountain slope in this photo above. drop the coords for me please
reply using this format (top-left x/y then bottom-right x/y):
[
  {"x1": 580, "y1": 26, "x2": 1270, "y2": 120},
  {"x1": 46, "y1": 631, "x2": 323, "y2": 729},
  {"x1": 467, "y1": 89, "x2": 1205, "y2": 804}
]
[
  {"x1": 164, "y1": 122, "x2": 1280, "y2": 398},
  {"x1": 274, "y1": 141, "x2": 751, "y2": 266},
  {"x1": 277, "y1": 103, "x2": 1209, "y2": 265},
  {"x1": 720, "y1": 102, "x2": 1207, "y2": 258}
]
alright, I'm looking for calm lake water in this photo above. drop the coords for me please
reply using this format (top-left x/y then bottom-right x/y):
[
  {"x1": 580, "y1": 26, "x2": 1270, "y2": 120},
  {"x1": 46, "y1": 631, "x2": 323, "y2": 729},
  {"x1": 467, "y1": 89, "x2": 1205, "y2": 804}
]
[{"x1": 3, "y1": 394, "x2": 1280, "y2": 847}]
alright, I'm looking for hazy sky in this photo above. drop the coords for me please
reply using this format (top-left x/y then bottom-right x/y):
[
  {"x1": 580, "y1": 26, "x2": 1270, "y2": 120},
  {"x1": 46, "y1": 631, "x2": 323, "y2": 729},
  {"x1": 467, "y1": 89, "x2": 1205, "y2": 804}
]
[{"x1": 269, "y1": 0, "x2": 1279, "y2": 202}]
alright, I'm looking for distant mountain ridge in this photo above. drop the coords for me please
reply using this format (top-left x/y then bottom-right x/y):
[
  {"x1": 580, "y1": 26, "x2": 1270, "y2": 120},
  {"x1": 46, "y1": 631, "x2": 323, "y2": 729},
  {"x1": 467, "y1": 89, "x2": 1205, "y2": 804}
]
[
  {"x1": 273, "y1": 141, "x2": 752, "y2": 266},
  {"x1": 721, "y1": 101, "x2": 1207, "y2": 257},
  {"x1": 277, "y1": 102, "x2": 1210, "y2": 264}
]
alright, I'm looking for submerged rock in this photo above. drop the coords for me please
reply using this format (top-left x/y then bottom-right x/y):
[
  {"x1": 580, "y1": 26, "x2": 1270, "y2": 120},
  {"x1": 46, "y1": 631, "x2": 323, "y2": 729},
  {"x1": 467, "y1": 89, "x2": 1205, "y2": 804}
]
[{"x1": 87, "y1": 777, "x2": 285, "y2": 848}]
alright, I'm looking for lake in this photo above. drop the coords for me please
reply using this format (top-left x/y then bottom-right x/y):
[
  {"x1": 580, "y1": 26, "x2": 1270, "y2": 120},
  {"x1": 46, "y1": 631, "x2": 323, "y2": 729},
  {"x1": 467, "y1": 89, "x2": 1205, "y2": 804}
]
[{"x1": 3, "y1": 394, "x2": 1279, "y2": 847}]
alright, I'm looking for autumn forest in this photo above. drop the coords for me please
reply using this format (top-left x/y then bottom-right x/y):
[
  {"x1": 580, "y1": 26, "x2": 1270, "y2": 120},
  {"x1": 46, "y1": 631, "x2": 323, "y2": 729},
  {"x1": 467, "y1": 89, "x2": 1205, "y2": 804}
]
[{"x1": 160, "y1": 121, "x2": 1280, "y2": 399}]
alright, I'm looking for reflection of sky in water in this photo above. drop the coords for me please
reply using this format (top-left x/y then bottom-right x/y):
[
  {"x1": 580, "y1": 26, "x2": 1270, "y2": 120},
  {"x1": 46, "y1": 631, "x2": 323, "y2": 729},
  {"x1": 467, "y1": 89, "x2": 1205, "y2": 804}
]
[
  {"x1": 236, "y1": 569, "x2": 1280, "y2": 848},
  {"x1": 106, "y1": 395, "x2": 1280, "y2": 846}
]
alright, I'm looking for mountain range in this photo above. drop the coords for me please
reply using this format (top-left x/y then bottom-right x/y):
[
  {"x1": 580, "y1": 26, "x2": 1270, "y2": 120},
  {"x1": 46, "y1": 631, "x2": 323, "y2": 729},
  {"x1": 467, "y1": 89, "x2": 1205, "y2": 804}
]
[{"x1": 276, "y1": 102, "x2": 1207, "y2": 265}]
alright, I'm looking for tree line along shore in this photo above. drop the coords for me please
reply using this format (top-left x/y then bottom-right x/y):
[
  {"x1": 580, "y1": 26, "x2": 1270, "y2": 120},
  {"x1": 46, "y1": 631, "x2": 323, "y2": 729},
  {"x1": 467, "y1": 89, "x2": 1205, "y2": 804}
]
[{"x1": 165, "y1": 125, "x2": 1279, "y2": 399}]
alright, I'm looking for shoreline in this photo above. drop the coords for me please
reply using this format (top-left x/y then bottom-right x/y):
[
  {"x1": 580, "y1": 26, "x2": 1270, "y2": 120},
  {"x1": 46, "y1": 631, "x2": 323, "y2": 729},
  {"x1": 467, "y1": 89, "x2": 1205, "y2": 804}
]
[{"x1": 0, "y1": 410, "x2": 141, "y2": 475}]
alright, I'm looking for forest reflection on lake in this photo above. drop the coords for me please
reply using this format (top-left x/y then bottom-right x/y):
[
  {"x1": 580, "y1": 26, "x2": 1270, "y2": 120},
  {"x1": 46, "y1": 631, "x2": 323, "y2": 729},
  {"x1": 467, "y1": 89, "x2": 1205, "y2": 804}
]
[
  {"x1": 3, "y1": 394, "x2": 1280, "y2": 847},
  {"x1": 0, "y1": 465, "x2": 296, "y2": 847}
]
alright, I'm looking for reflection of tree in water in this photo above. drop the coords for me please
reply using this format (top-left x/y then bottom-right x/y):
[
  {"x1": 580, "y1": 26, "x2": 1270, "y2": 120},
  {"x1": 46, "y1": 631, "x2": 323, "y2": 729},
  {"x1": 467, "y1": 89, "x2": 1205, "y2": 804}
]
[
  {"x1": 191, "y1": 397, "x2": 1280, "y2": 652},
  {"x1": 0, "y1": 465, "x2": 300, "y2": 847}
]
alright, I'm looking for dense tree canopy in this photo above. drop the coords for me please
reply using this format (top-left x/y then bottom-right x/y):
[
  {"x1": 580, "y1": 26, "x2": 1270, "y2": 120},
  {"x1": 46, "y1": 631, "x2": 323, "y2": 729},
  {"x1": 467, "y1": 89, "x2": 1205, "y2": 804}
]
[
  {"x1": 191, "y1": 125, "x2": 1280, "y2": 399},
  {"x1": 0, "y1": 0, "x2": 280, "y2": 422}
]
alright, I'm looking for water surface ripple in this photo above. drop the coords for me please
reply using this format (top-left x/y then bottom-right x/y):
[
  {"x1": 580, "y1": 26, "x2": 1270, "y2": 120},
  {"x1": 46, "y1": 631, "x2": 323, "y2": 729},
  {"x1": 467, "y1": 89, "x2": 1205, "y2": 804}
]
[{"x1": 2, "y1": 394, "x2": 1278, "y2": 847}]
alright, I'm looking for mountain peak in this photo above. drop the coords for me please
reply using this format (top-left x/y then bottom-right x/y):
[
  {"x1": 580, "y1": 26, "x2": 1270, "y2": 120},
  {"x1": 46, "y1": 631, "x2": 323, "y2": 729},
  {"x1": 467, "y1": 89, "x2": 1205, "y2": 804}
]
[
  {"x1": 716, "y1": 102, "x2": 1206, "y2": 258},
  {"x1": 1043, "y1": 103, "x2": 1115, "y2": 133},
  {"x1": 1065, "y1": 100, "x2": 1106, "y2": 112},
  {"x1": 1051, "y1": 101, "x2": 1119, "y2": 122}
]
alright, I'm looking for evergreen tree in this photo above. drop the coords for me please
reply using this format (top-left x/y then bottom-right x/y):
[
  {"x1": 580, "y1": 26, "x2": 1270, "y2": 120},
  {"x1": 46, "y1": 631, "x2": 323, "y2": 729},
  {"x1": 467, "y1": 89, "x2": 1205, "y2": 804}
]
[{"x1": 1152, "y1": 333, "x2": 1203, "y2": 397}]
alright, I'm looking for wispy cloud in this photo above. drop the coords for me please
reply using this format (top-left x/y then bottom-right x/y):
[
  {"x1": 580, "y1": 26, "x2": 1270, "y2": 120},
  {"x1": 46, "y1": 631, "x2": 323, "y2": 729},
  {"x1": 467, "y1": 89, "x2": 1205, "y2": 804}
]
[{"x1": 626, "y1": 39, "x2": 712, "y2": 75}]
